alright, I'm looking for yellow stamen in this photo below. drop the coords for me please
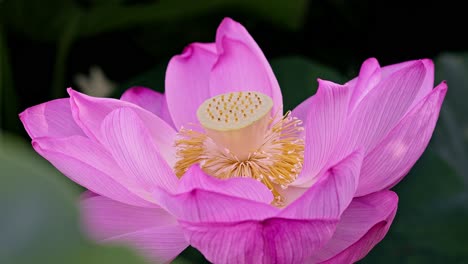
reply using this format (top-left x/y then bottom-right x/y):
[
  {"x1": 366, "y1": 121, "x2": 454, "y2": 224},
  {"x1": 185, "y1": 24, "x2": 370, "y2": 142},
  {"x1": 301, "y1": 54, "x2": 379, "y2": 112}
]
[{"x1": 174, "y1": 91, "x2": 304, "y2": 205}]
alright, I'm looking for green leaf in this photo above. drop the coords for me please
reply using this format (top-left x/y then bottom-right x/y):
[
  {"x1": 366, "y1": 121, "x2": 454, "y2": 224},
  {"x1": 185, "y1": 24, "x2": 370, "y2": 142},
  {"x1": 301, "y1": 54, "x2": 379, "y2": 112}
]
[
  {"x1": 0, "y1": 134, "x2": 149, "y2": 264},
  {"x1": 271, "y1": 56, "x2": 345, "y2": 111}
]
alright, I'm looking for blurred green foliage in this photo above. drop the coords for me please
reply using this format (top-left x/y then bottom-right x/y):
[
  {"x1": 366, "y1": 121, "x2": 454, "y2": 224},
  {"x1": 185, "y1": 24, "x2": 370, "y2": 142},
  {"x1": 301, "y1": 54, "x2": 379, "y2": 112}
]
[
  {"x1": 0, "y1": 0, "x2": 467, "y2": 263},
  {"x1": 0, "y1": 135, "x2": 150, "y2": 264}
]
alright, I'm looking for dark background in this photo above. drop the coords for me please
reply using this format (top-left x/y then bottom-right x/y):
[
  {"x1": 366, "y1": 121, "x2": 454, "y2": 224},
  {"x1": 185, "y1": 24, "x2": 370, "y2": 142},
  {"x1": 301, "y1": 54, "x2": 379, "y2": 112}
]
[{"x1": 1, "y1": 0, "x2": 467, "y2": 263}]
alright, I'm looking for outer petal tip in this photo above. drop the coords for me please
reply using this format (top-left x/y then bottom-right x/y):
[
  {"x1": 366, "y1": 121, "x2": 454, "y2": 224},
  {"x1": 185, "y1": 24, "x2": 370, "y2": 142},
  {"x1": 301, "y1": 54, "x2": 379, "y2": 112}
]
[
  {"x1": 433, "y1": 80, "x2": 448, "y2": 101},
  {"x1": 363, "y1": 57, "x2": 379, "y2": 65},
  {"x1": 18, "y1": 109, "x2": 28, "y2": 128},
  {"x1": 219, "y1": 17, "x2": 240, "y2": 28},
  {"x1": 66, "y1": 87, "x2": 76, "y2": 96},
  {"x1": 31, "y1": 139, "x2": 40, "y2": 151},
  {"x1": 178, "y1": 44, "x2": 195, "y2": 59},
  {"x1": 18, "y1": 110, "x2": 25, "y2": 120}
]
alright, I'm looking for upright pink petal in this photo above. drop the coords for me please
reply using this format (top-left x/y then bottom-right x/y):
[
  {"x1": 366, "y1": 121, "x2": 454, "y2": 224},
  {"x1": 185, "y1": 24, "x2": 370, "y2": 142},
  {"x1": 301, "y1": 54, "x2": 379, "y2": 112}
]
[
  {"x1": 19, "y1": 98, "x2": 85, "y2": 139},
  {"x1": 331, "y1": 61, "x2": 428, "y2": 164},
  {"x1": 348, "y1": 58, "x2": 382, "y2": 110},
  {"x1": 32, "y1": 136, "x2": 153, "y2": 207},
  {"x1": 178, "y1": 165, "x2": 273, "y2": 204},
  {"x1": 346, "y1": 59, "x2": 434, "y2": 110},
  {"x1": 68, "y1": 88, "x2": 177, "y2": 166},
  {"x1": 81, "y1": 195, "x2": 188, "y2": 264},
  {"x1": 120, "y1": 86, "x2": 174, "y2": 128},
  {"x1": 101, "y1": 108, "x2": 178, "y2": 193},
  {"x1": 292, "y1": 80, "x2": 352, "y2": 187},
  {"x1": 310, "y1": 191, "x2": 398, "y2": 263},
  {"x1": 356, "y1": 81, "x2": 447, "y2": 196},
  {"x1": 165, "y1": 43, "x2": 217, "y2": 130},
  {"x1": 211, "y1": 18, "x2": 282, "y2": 115},
  {"x1": 381, "y1": 59, "x2": 434, "y2": 107}
]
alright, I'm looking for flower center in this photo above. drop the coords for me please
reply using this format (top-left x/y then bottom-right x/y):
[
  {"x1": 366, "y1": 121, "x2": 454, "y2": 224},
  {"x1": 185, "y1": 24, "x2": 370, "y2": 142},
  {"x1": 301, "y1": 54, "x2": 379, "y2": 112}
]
[{"x1": 174, "y1": 91, "x2": 304, "y2": 204}]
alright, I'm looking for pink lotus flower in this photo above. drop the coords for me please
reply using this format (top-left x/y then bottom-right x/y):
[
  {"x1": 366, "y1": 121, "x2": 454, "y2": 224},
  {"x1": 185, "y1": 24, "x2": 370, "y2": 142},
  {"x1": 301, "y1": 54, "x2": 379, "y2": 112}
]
[{"x1": 20, "y1": 17, "x2": 447, "y2": 264}]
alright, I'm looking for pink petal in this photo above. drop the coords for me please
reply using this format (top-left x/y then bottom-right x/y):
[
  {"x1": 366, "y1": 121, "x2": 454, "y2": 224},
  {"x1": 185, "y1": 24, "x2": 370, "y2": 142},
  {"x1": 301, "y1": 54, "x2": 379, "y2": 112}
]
[
  {"x1": 19, "y1": 98, "x2": 85, "y2": 139},
  {"x1": 331, "y1": 60, "x2": 428, "y2": 164},
  {"x1": 81, "y1": 195, "x2": 187, "y2": 264},
  {"x1": 180, "y1": 218, "x2": 337, "y2": 264},
  {"x1": 101, "y1": 108, "x2": 178, "y2": 193},
  {"x1": 381, "y1": 59, "x2": 434, "y2": 107},
  {"x1": 356, "y1": 81, "x2": 447, "y2": 196},
  {"x1": 320, "y1": 222, "x2": 388, "y2": 264},
  {"x1": 292, "y1": 80, "x2": 352, "y2": 187},
  {"x1": 311, "y1": 190, "x2": 398, "y2": 263},
  {"x1": 346, "y1": 59, "x2": 434, "y2": 110},
  {"x1": 68, "y1": 88, "x2": 177, "y2": 167},
  {"x1": 178, "y1": 165, "x2": 273, "y2": 204},
  {"x1": 32, "y1": 136, "x2": 153, "y2": 207},
  {"x1": 154, "y1": 187, "x2": 279, "y2": 222},
  {"x1": 81, "y1": 195, "x2": 176, "y2": 240},
  {"x1": 211, "y1": 18, "x2": 282, "y2": 116},
  {"x1": 348, "y1": 58, "x2": 382, "y2": 110},
  {"x1": 165, "y1": 43, "x2": 217, "y2": 130},
  {"x1": 120, "y1": 86, "x2": 174, "y2": 128},
  {"x1": 281, "y1": 150, "x2": 362, "y2": 219},
  {"x1": 105, "y1": 226, "x2": 188, "y2": 264}
]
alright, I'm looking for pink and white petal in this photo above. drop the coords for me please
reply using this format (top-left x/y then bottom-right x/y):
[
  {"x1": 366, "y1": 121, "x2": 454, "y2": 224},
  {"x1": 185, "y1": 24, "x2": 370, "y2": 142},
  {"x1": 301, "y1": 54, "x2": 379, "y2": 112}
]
[
  {"x1": 80, "y1": 195, "x2": 176, "y2": 241},
  {"x1": 281, "y1": 150, "x2": 362, "y2": 219},
  {"x1": 68, "y1": 88, "x2": 177, "y2": 167},
  {"x1": 101, "y1": 108, "x2": 178, "y2": 193},
  {"x1": 348, "y1": 58, "x2": 382, "y2": 110},
  {"x1": 178, "y1": 165, "x2": 273, "y2": 204},
  {"x1": 212, "y1": 18, "x2": 282, "y2": 115},
  {"x1": 356, "y1": 81, "x2": 447, "y2": 196},
  {"x1": 330, "y1": 61, "x2": 428, "y2": 164},
  {"x1": 120, "y1": 86, "x2": 174, "y2": 128},
  {"x1": 154, "y1": 187, "x2": 279, "y2": 223},
  {"x1": 165, "y1": 43, "x2": 217, "y2": 130},
  {"x1": 19, "y1": 98, "x2": 85, "y2": 139},
  {"x1": 181, "y1": 218, "x2": 337, "y2": 264},
  {"x1": 32, "y1": 136, "x2": 153, "y2": 207},
  {"x1": 291, "y1": 80, "x2": 352, "y2": 187},
  {"x1": 311, "y1": 191, "x2": 398, "y2": 263}
]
